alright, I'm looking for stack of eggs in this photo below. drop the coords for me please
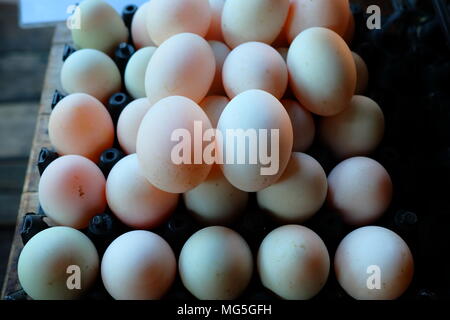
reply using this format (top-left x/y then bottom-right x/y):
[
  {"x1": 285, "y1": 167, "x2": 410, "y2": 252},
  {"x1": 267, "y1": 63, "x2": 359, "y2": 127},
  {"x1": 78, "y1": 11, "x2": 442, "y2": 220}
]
[{"x1": 17, "y1": 0, "x2": 414, "y2": 300}]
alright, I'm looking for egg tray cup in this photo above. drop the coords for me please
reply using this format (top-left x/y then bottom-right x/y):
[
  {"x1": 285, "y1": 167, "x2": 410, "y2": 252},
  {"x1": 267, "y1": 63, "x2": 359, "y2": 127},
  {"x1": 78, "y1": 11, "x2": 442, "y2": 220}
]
[{"x1": 5, "y1": 0, "x2": 450, "y2": 301}]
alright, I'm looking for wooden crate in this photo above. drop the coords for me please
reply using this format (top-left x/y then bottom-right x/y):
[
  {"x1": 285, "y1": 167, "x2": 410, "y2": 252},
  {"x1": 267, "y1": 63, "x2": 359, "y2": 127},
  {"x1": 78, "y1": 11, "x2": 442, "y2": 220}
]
[{"x1": 1, "y1": 23, "x2": 68, "y2": 298}]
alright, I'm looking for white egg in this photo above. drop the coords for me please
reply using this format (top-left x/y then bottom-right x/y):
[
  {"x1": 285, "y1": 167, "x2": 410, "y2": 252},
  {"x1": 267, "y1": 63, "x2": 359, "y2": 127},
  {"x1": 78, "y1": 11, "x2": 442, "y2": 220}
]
[
  {"x1": 217, "y1": 90, "x2": 293, "y2": 192},
  {"x1": 257, "y1": 153, "x2": 327, "y2": 223},
  {"x1": 18, "y1": 227, "x2": 99, "y2": 300},
  {"x1": 327, "y1": 157, "x2": 393, "y2": 226},
  {"x1": 125, "y1": 47, "x2": 157, "y2": 99},
  {"x1": 352, "y1": 52, "x2": 369, "y2": 94},
  {"x1": 334, "y1": 226, "x2": 414, "y2": 300},
  {"x1": 117, "y1": 98, "x2": 152, "y2": 155},
  {"x1": 60, "y1": 49, "x2": 121, "y2": 103},
  {"x1": 183, "y1": 165, "x2": 248, "y2": 225},
  {"x1": 179, "y1": 226, "x2": 253, "y2": 299},
  {"x1": 106, "y1": 154, "x2": 179, "y2": 229},
  {"x1": 101, "y1": 230, "x2": 176, "y2": 300},
  {"x1": 258, "y1": 225, "x2": 330, "y2": 299},
  {"x1": 319, "y1": 95, "x2": 384, "y2": 159}
]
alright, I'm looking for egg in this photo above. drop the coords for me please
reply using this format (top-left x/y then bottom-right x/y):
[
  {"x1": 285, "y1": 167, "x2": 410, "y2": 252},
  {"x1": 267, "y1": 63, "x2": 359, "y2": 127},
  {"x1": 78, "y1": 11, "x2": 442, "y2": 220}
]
[
  {"x1": 38, "y1": 155, "x2": 107, "y2": 229},
  {"x1": 101, "y1": 230, "x2": 176, "y2": 299},
  {"x1": 282, "y1": 99, "x2": 315, "y2": 152},
  {"x1": 353, "y1": 52, "x2": 369, "y2": 94},
  {"x1": 60, "y1": 49, "x2": 121, "y2": 103},
  {"x1": 146, "y1": 0, "x2": 211, "y2": 46},
  {"x1": 124, "y1": 47, "x2": 156, "y2": 99},
  {"x1": 319, "y1": 96, "x2": 384, "y2": 159},
  {"x1": 117, "y1": 98, "x2": 152, "y2": 154},
  {"x1": 208, "y1": 40, "x2": 230, "y2": 95},
  {"x1": 334, "y1": 226, "x2": 414, "y2": 300},
  {"x1": 106, "y1": 154, "x2": 179, "y2": 229},
  {"x1": 287, "y1": 27, "x2": 356, "y2": 116},
  {"x1": 179, "y1": 226, "x2": 253, "y2": 299},
  {"x1": 48, "y1": 93, "x2": 114, "y2": 161},
  {"x1": 18, "y1": 227, "x2": 99, "y2": 300},
  {"x1": 257, "y1": 153, "x2": 327, "y2": 223},
  {"x1": 199, "y1": 95, "x2": 229, "y2": 128},
  {"x1": 205, "y1": 0, "x2": 225, "y2": 41},
  {"x1": 183, "y1": 165, "x2": 248, "y2": 225},
  {"x1": 222, "y1": 42, "x2": 288, "y2": 99},
  {"x1": 71, "y1": 0, "x2": 128, "y2": 54},
  {"x1": 257, "y1": 225, "x2": 330, "y2": 300},
  {"x1": 136, "y1": 96, "x2": 213, "y2": 193},
  {"x1": 327, "y1": 157, "x2": 393, "y2": 226},
  {"x1": 285, "y1": 0, "x2": 351, "y2": 43},
  {"x1": 131, "y1": 2, "x2": 155, "y2": 49},
  {"x1": 217, "y1": 90, "x2": 293, "y2": 192},
  {"x1": 145, "y1": 33, "x2": 216, "y2": 105},
  {"x1": 221, "y1": 0, "x2": 290, "y2": 48}
]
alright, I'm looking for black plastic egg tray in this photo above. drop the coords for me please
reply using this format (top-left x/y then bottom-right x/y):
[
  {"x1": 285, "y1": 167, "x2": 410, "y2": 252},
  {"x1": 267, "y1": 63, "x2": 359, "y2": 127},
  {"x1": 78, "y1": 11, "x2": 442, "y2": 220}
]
[{"x1": 5, "y1": 0, "x2": 450, "y2": 300}]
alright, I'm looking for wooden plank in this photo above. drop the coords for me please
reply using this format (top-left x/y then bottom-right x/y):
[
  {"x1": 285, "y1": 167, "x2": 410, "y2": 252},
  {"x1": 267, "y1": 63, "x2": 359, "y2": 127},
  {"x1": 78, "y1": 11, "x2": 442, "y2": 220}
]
[
  {"x1": 1, "y1": 192, "x2": 39, "y2": 297},
  {"x1": 1, "y1": 24, "x2": 69, "y2": 299}
]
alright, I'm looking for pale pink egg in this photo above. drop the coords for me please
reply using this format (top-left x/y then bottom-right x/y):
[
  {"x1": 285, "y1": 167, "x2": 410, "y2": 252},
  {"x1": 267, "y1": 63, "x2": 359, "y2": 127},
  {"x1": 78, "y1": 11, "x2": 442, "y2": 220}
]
[
  {"x1": 199, "y1": 95, "x2": 229, "y2": 128},
  {"x1": 117, "y1": 98, "x2": 152, "y2": 154},
  {"x1": 136, "y1": 96, "x2": 213, "y2": 193},
  {"x1": 208, "y1": 40, "x2": 230, "y2": 95},
  {"x1": 48, "y1": 93, "x2": 114, "y2": 162},
  {"x1": 146, "y1": 0, "x2": 211, "y2": 46},
  {"x1": 281, "y1": 99, "x2": 315, "y2": 152},
  {"x1": 101, "y1": 230, "x2": 176, "y2": 299},
  {"x1": 205, "y1": 0, "x2": 226, "y2": 41},
  {"x1": 38, "y1": 155, "x2": 106, "y2": 229},
  {"x1": 131, "y1": 2, "x2": 155, "y2": 49},
  {"x1": 106, "y1": 154, "x2": 179, "y2": 229},
  {"x1": 222, "y1": 42, "x2": 288, "y2": 99},
  {"x1": 327, "y1": 157, "x2": 393, "y2": 226}
]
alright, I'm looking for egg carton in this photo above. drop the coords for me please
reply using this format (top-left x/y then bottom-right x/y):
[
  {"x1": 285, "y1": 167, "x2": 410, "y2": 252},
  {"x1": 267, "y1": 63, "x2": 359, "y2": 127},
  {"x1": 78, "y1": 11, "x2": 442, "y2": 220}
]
[{"x1": 5, "y1": 0, "x2": 450, "y2": 300}]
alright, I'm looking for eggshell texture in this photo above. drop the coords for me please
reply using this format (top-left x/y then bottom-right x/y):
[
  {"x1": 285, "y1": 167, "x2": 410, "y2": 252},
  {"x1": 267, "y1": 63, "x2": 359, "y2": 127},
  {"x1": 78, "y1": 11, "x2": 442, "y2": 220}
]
[
  {"x1": 106, "y1": 154, "x2": 179, "y2": 229},
  {"x1": 327, "y1": 157, "x2": 393, "y2": 226},
  {"x1": 287, "y1": 27, "x2": 356, "y2": 116},
  {"x1": 117, "y1": 98, "x2": 152, "y2": 154},
  {"x1": 61, "y1": 49, "x2": 122, "y2": 103},
  {"x1": 199, "y1": 95, "x2": 229, "y2": 128},
  {"x1": 205, "y1": 0, "x2": 225, "y2": 41},
  {"x1": 48, "y1": 93, "x2": 114, "y2": 161},
  {"x1": 146, "y1": 0, "x2": 211, "y2": 46},
  {"x1": 179, "y1": 226, "x2": 253, "y2": 299},
  {"x1": 335, "y1": 226, "x2": 414, "y2": 300},
  {"x1": 353, "y1": 52, "x2": 369, "y2": 94},
  {"x1": 71, "y1": 0, "x2": 128, "y2": 54},
  {"x1": 136, "y1": 96, "x2": 213, "y2": 193},
  {"x1": 18, "y1": 227, "x2": 99, "y2": 300},
  {"x1": 124, "y1": 46, "x2": 157, "y2": 99},
  {"x1": 208, "y1": 40, "x2": 230, "y2": 95},
  {"x1": 131, "y1": 2, "x2": 155, "y2": 49},
  {"x1": 217, "y1": 90, "x2": 293, "y2": 192},
  {"x1": 282, "y1": 99, "x2": 315, "y2": 152},
  {"x1": 258, "y1": 225, "x2": 330, "y2": 300},
  {"x1": 285, "y1": 0, "x2": 351, "y2": 43},
  {"x1": 222, "y1": 0, "x2": 290, "y2": 48},
  {"x1": 101, "y1": 230, "x2": 176, "y2": 300},
  {"x1": 257, "y1": 153, "x2": 327, "y2": 223},
  {"x1": 319, "y1": 95, "x2": 384, "y2": 159},
  {"x1": 145, "y1": 33, "x2": 216, "y2": 105},
  {"x1": 38, "y1": 155, "x2": 107, "y2": 229},
  {"x1": 183, "y1": 165, "x2": 248, "y2": 225},
  {"x1": 223, "y1": 42, "x2": 288, "y2": 99}
]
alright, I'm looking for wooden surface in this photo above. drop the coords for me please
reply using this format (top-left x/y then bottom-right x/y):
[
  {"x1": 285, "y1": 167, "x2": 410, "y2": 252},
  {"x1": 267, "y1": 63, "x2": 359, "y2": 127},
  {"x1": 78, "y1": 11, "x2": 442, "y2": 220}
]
[{"x1": 1, "y1": 23, "x2": 67, "y2": 298}]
